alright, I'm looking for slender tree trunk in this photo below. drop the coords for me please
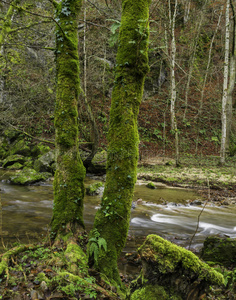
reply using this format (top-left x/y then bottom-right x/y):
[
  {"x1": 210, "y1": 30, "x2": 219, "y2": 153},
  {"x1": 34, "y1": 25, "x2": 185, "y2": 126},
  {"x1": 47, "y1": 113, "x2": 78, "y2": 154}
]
[
  {"x1": 91, "y1": 0, "x2": 151, "y2": 284},
  {"x1": 81, "y1": 0, "x2": 99, "y2": 167},
  {"x1": 51, "y1": 0, "x2": 86, "y2": 237},
  {"x1": 220, "y1": 0, "x2": 230, "y2": 165},
  {"x1": 169, "y1": 0, "x2": 177, "y2": 131}
]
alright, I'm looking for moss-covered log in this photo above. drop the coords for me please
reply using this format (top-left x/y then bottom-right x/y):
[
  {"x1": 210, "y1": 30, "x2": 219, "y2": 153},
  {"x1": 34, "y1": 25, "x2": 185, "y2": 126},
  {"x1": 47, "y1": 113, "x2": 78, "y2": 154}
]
[
  {"x1": 51, "y1": 0, "x2": 86, "y2": 237},
  {"x1": 130, "y1": 235, "x2": 225, "y2": 300},
  {"x1": 91, "y1": 0, "x2": 151, "y2": 284}
]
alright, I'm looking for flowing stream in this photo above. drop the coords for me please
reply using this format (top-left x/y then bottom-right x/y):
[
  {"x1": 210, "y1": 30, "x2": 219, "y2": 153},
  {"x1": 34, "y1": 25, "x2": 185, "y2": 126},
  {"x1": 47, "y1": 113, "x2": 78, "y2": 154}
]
[{"x1": 1, "y1": 170, "x2": 236, "y2": 257}]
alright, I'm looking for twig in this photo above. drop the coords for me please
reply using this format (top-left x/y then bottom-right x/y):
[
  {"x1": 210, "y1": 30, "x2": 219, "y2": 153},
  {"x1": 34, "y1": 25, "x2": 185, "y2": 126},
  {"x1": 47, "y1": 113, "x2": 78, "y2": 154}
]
[{"x1": 188, "y1": 178, "x2": 210, "y2": 249}]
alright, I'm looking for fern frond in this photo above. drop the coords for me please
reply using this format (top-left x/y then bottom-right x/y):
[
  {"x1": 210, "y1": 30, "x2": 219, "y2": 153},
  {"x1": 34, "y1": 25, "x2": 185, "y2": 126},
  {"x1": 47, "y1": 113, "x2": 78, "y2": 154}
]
[{"x1": 98, "y1": 237, "x2": 107, "y2": 252}]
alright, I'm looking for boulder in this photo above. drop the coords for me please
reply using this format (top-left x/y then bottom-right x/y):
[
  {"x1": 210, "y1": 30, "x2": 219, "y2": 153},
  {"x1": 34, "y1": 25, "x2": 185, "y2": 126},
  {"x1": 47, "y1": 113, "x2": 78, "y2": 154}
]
[
  {"x1": 129, "y1": 235, "x2": 224, "y2": 300},
  {"x1": 34, "y1": 150, "x2": 55, "y2": 173},
  {"x1": 88, "y1": 150, "x2": 107, "y2": 174},
  {"x1": 9, "y1": 168, "x2": 51, "y2": 185},
  {"x1": 31, "y1": 143, "x2": 51, "y2": 158},
  {"x1": 146, "y1": 182, "x2": 155, "y2": 189},
  {"x1": 8, "y1": 139, "x2": 31, "y2": 157},
  {"x1": 2, "y1": 154, "x2": 26, "y2": 168},
  {"x1": 201, "y1": 236, "x2": 236, "y2": 267}
]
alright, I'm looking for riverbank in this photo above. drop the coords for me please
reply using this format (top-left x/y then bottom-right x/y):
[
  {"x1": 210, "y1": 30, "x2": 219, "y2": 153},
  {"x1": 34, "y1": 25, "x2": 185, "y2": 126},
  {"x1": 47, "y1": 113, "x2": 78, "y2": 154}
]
[{"x1": 137, "y1": 155, "x2": 236, "y2": 204}]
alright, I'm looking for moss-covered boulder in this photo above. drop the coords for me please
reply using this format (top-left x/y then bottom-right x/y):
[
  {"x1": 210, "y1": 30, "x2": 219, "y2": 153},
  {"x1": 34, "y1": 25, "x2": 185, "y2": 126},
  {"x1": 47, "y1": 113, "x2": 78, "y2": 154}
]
[
  {"x1": 130, "y1": 284, "x2": 181, "y2": 300},
  {"x1": 146, "y1": 182, "x2": 155, "y2": 189},
  {"x1": 129, "y1": 235, "x2": 224, "y2": 300},
  {"x1": 201, "y1": 236, "x2": 236, "y2": 267},
  {"x1": 34, "y1": 150, "x2": 55, "y2": 173},
  {"x1": 0, "y1": 136, "x2": 8, "y2": 159},
  {"x1": 4, "y1": 128, "x2": 20, "y2": 142},
  {"x1": 8, "y1": 139, "x2": 31, "y2": 157},
  {"x1": 86, "y1": 182, "x2": 104, "y2": 196},
  {"x1": 88, "y1": 150, "x2": 107, "y2": 174},
  {"x1": 2, "y1": 154, "x2": 26, "y2": 168},
  {"x1": 7, "y1": 162, "x2": 23, "y2": 170},
  {"x1": 31, "y1": 143, "x2": 51, "y2": 158},
  {"x1": 9, "y1": 168, "x2": 51, "y2": 185}
]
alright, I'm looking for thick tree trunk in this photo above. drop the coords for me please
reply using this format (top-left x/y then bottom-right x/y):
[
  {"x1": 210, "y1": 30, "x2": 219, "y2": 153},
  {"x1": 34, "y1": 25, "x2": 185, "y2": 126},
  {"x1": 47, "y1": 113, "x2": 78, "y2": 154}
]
[
  {"x1": 91, "y1": 0, "x2": 151, "y2": 284},
  {"x1": 51, "y1": 0, "x2": 86, "y2": 237}
]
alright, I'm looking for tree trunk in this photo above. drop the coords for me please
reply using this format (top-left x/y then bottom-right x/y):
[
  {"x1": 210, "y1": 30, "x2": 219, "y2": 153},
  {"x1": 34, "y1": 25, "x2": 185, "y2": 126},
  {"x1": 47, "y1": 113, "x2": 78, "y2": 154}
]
[
  {"x1": 91, "y1": 0, "x2": 151, "y2": 284},
  {"x1": 169, "y1": 0, "x2": 177, "y2": 131},
  {"x1": 220, "y1": 0, "x2": 230, "y2": 165},
  {"x1": 51, "y1": 0, "x2": 86, "y2": 237},
  {"x1": 226, "y1": 0, "x2": 236, "y2": 152},
  {"x1": 0, "y1": 0, "x2": 18, "y2": 104}
]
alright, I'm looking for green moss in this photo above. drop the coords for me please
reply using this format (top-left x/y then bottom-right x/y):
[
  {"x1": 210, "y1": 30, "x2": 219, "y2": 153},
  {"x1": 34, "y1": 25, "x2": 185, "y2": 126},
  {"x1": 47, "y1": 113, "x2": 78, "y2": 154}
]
[
  {"x1": 64, "y1": 241, "x2": 88, "y2": 274},
  {"x1": 86, "y1": 182, "x2": 104, "y2": 195},
  {"x1": 130, "y1": 284, "x2": 181, "y2": 300},
  {"x1": 31, "y1": 143, "x2": 51, "y2": 158},
  {"x1": 2, "y1": 154, "x2": 26, "y2": 168},
  {"x1": 201, "y1": 236, "x2": 236, "y2": 267},
  {"x1": 7, "y1": 162, "x2": 23, "y2": 170},
  {"x1": 146, "y1": 182, "x2": 155, "y2": 189},
  {"x1": 8, "y1": 139, "x2": 31, "y2": 156},
  {"x1": 10, "y1": 168, "x2": 51, "y2": 185},
  {"x1": 139, "y1": 235, "x2": 224, "y2": 286}
]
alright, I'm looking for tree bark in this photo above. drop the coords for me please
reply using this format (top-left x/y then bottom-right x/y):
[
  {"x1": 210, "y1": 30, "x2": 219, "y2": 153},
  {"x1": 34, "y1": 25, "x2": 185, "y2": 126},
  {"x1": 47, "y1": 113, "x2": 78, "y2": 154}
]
[
  {"x1": 0, "y1": 0, "x2": 18, "y2": 104},
  {"x1": 91, "y1": 0, "x2": 151, "y2": 284},
  {"x1": 220, "y1": 0, "x2": 230, "y2": 165},
  {"x1": 51, "y1": 0, "x2": 86, "y2": 237},
  {"x1": 226, "y1": 0, "x2": 236, "y2": 152}
]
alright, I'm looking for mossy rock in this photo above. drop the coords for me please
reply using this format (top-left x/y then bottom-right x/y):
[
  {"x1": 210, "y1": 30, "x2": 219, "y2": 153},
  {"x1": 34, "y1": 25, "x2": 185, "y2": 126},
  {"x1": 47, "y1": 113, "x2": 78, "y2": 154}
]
[
  {"x1": 2, "y1": 154, "x2": 26, "y2": 168},
  {"x1": 7, "y1": 162, "x2": 23, "y2": 170},
  {"x1": 8, "y1": 139, "x2": 31, "y2": 157},
  {"x1": 9, "y1": 168, "x2": 51, "y2": 185},
  {"x1": 201, "y1": 236, "x2": 236, "y2": 267},
  {"x1": 130, "y1": 284, "x2": 181, "y2": 300},
  {"x1": 131, "y1": 235, "x2": 224, "y2": 300},
  {"x1": 0, "y1": 137, "x2": 9, "y2": 159},
  {"x1": 31, "y1": 143, "x2": 51, "y2": 158},
  {"x1": 34, "y1": 150, "x2": 55, "y2": 174},
  {"x1": 86, "y1": 182, "x2": 104, "y2": 195},
  {"x1": 146, "y1": 182, "x2": 155, "y2": 189},
  {"x1": 88, "y1": 150, "x2": 107, "y2": 174},
  {"x1": 3, "y1": 128, "x2": 20, "y2": 142}
]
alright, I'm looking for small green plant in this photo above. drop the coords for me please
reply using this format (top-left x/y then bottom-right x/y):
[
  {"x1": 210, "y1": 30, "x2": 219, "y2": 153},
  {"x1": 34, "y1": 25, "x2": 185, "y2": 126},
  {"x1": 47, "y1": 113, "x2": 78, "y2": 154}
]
[{"x1": 88, "y1": 229, "x2": 107, "y2": 265}]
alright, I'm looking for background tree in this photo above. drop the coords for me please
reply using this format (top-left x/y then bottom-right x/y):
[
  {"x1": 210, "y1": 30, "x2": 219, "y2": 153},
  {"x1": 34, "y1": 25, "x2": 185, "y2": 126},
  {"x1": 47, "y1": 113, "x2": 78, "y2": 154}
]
[
  {"x1": 220, "y1": 0, "x2": 230, "y2": 165},
  {"x1": 90, "y1": 0, "x2": 151, "y2": 285}
]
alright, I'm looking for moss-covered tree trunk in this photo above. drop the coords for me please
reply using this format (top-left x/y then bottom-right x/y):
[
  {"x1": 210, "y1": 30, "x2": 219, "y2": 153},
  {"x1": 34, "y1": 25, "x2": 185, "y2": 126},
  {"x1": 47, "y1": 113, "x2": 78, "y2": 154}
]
[
  {"x1": 50, "y1": 0, "x2": 86, "y2": 238},
  {"x1": 0, "y1": 0, "x2": 19, "y2": 103},
  {"x1": 91, "y1": 0, "x2": 151, "y2": 284}
]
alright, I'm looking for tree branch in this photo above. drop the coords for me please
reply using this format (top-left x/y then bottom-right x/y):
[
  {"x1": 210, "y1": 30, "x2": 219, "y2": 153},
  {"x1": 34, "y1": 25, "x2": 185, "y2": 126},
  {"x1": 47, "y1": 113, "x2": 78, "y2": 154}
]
[{"x1": 9, "y1": 20, "x2": 52, "y2": 33}]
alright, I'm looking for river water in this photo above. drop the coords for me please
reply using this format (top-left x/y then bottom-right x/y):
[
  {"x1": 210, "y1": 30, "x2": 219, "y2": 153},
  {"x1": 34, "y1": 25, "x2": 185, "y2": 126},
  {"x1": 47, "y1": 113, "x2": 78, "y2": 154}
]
[{"x1": 1, "y1": 170, "x2": 236, "y2": 255}]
